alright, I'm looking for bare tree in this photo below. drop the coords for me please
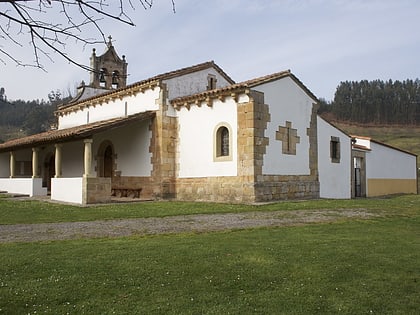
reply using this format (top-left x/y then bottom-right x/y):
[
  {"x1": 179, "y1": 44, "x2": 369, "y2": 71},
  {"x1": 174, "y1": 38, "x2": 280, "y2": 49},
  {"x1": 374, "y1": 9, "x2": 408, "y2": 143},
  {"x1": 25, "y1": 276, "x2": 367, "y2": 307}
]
[{"x1": 0, "y1": 0, "x2": 175, "y2": 71}]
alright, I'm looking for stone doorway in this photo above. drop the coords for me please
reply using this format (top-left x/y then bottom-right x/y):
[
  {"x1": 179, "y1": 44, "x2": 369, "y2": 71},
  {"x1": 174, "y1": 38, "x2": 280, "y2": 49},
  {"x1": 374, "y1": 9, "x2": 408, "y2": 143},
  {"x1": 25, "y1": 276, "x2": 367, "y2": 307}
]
[
  {"x1": 97, "y1": 140, "x2": 115, "y2": 178},
  {"x1": 103, "y1": 145, "x2": 113, "y2": 178}
]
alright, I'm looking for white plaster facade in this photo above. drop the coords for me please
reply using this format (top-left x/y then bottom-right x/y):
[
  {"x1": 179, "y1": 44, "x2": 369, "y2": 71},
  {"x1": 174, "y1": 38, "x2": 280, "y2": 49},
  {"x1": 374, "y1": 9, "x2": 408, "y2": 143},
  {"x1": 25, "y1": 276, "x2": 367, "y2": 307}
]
[
  {"x1": 0, "y1": 55, "x2": 417, "y2": 204},
  {"x1": 177, "y1": 96, "x2": 239, "y2": 178},
  {"x1": 256, "y1": 78, "x2": 315, "y2": 176},
  {"x1": 317, "y1": 117, "x2": 352, "y2": 199},
  {"x1": 352, "y1": 137, "x2": 417, "y2": 197}
]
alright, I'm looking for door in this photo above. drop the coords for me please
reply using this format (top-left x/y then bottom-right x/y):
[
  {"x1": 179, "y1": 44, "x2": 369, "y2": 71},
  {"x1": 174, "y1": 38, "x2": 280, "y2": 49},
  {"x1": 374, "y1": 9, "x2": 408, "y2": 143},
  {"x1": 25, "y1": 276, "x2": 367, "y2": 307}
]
[
  {"x1": 47, "y1": 155, "x2": 55, "y2": 192},
  {"x1": 103, "y1": 145, "x2": 113, "y2": 178}
]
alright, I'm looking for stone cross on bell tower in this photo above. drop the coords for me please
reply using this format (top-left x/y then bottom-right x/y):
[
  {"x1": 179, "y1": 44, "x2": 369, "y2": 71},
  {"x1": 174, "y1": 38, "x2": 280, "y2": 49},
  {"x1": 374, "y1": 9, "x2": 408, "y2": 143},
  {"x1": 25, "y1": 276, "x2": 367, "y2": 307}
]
[{"x1": 89, "y1": 36, "x2": 128, "y2": 89}]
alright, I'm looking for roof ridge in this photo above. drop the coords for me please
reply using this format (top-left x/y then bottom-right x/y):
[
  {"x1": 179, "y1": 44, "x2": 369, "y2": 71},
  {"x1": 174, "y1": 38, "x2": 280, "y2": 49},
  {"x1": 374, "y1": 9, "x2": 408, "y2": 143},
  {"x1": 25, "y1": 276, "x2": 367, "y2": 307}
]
[{"x1": 237, "y1": 69, "x2": 291, "y2": 87}]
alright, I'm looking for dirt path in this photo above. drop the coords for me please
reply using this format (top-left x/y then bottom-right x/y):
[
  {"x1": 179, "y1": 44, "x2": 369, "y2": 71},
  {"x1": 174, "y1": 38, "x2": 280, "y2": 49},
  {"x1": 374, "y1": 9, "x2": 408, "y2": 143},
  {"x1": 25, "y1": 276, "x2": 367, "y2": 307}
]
[{"x1": 0, "y1": 208, "x2": 379, "y2": 243}]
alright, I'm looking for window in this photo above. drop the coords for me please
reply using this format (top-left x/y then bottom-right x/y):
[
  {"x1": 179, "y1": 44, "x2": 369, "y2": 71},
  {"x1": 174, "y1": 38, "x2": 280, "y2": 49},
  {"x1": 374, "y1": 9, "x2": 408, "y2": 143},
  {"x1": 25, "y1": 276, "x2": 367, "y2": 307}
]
[
  {"x1": 330, "y1": 136, "x2": 340, "y2": 163},
  {"x1": 214, "y1": 124, "x2": 232, "y2": 161},
  {"x1": 207, "y1": 74, "x2": 217, "y2": 90}
]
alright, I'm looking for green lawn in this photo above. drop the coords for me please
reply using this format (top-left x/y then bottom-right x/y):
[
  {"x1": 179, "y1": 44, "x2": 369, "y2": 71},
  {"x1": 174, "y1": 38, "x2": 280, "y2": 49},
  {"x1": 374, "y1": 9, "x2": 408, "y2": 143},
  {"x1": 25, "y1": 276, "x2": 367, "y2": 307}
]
[
  {"x1": 0, "y1": 195, "x2": 419, "y2": 314},
  {"x1": 1, "y1": 194, "x2": 419, "y2": 225}
]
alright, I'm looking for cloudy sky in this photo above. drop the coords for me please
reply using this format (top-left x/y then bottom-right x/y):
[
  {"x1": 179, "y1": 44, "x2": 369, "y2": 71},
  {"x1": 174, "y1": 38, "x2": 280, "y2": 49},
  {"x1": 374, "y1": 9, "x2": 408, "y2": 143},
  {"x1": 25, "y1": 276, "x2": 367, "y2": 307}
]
[{"x1": 1, "y1": 0, "x2": 419, "y2": 102}]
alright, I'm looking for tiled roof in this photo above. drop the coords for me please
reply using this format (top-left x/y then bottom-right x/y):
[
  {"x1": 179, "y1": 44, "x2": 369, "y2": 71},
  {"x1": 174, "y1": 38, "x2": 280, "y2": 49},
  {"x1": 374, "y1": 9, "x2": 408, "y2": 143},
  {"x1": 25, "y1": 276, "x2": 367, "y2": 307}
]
[
  {"x1": 0, "y1": 111, "x2": 155, "y2": 153},
  {"x1": 59, "y1": 61, "x2": 234, "y2": 111},
  {"x1": 151, "y1": 60, "x2": 235, "y2": 84},
  {"x1": 170, "y1": 69, "x2": 318, "y2": 108}
]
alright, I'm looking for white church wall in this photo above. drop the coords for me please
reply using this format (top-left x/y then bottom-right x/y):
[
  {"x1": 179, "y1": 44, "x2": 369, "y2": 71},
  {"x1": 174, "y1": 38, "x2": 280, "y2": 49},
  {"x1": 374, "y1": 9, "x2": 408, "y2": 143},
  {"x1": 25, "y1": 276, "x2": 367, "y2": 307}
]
[
  {"x1": 52, "y1": 177, "x2": 83, "y2": 204},
  {"x1": 0, "y1": 178, "x2": 47, "y2": 197},
  {"x1": 0, "y1": 153, "x2": 9, "y2": 177},
  {"x1": 126, "y1": 88, "x2": 160, "y2": 116},
  {"x1": 256, "y1": 77, "x2": 315, "y2": 175},
  {"x1": 93, "y1": 119, "x2": 152, "y2": 177},
  {"x1": 58, "y1": 110, "x2": 89, "y2": 129},
  {"x1": 177, "y1": 97, "x2": 238, "y2": 178},
  {"x1": 58, "y1": 87, "x2": 160, "y2": 129},
  {"x1": 317, "y1": 117, "x2": 351, "y2": 199},
  {"x1": 366, "y1": 142, "x2": 416, "y2": 179},
  {"x1": 61, "y1": 141, "x2": 84, "y2": 177}
]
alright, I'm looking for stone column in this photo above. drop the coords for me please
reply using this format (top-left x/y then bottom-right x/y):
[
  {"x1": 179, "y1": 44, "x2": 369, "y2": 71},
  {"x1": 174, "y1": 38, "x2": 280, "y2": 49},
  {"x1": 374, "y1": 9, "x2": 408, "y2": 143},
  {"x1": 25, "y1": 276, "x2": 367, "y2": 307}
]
[
  {"x1": 9, "y1": 151, "x2": 15, "y2": 178},
  {"x1": 54, "y1": 144, "x2": 62, "y2": 178},
  {"x1": 84, "y1": 139, "x2": 93, "y2": 178},
  {"x1": 32, "y1": 148, "x2": 40, "y2": 178}
]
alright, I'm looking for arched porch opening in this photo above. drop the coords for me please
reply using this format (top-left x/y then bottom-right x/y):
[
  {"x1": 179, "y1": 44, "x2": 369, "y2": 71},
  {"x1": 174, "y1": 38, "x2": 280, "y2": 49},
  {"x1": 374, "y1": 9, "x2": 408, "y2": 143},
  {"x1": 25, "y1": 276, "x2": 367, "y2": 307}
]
[
  {"x1": 43, "y1": 152, "x2": 55, "y2": 192},
  {"x1": 97, "y1": 140, "x2": 115, "y2": 178}
]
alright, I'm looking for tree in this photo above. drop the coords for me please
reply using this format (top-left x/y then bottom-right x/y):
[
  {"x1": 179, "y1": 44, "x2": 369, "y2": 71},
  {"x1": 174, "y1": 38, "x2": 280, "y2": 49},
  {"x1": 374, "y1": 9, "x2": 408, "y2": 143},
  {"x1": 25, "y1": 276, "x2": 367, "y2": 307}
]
[
  {"x1": 0, "y1": 0, "x2": 175, "y2": 71},
  {"x1": 0, "y1": 87, "x2": 5, "y2": 101}
]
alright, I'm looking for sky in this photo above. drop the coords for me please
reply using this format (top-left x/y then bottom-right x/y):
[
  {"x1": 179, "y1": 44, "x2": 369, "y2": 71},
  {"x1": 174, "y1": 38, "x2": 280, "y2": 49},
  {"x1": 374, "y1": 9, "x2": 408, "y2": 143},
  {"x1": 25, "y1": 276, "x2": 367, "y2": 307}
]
[{"x1": 1, "y1": 0, "x2": 420, "y2": 102}]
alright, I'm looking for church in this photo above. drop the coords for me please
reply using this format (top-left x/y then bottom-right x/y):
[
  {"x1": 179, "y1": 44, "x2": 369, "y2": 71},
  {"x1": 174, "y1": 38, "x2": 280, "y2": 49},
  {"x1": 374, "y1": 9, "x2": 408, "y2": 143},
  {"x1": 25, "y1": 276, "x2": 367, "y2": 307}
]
[{"x1": 0, "y1": 39, "x2": 417, "y2": 204}]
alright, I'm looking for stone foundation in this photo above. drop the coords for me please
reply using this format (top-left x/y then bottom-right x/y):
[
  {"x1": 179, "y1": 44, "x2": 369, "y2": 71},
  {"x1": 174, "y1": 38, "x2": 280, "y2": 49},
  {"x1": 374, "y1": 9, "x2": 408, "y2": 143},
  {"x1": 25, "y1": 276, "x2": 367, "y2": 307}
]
[
  {"x1": 175, "y1": 175, "x2": 318, "y2": 204},
  {"x1": 176, "y1": 176, "x2": 256, "y2": 203},
  {"x1": 82, "y1": 177, "x2": 111, "y2": 204},
  {"x1": 256, "y1": 175, "x2": 319, "y2": 201}
]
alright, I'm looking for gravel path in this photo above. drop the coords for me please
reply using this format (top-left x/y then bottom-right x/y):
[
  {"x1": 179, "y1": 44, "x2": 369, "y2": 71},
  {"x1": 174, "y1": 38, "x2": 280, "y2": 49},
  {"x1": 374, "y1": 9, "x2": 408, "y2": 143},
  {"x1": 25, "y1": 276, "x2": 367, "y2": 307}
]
[{"x1": 0, "y1": 208, "x2": 379, "y2": 243}]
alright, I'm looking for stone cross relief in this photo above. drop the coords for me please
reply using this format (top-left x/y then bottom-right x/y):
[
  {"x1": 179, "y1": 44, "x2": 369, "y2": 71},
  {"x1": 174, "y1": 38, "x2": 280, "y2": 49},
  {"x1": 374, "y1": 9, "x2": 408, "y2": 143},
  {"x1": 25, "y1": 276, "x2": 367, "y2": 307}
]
[{"x1": 275, "y1": 121, "x2": 300, "y2": 155}]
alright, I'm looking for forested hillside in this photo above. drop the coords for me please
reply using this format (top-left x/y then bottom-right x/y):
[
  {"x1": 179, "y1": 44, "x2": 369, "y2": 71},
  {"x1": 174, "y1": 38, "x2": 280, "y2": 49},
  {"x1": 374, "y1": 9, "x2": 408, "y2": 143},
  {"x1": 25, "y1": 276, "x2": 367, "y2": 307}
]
[
  {"x1": 0, "y1": 90, "x2": 71, "y2": 143},
  {"x1": 319, "y1": 79, "x2": 420, "y2": 125}
]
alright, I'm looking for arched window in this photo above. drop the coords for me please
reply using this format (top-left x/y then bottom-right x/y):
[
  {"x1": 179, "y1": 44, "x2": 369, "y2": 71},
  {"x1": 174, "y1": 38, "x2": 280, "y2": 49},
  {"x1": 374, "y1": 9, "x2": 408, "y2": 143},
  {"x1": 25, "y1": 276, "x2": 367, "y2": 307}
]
[
  {"x1": 220, "y1": 127, "x2": 229, "y2": 156},
  {"x1": 214, "y1": 123, "x2": 232, "y2": 161}
]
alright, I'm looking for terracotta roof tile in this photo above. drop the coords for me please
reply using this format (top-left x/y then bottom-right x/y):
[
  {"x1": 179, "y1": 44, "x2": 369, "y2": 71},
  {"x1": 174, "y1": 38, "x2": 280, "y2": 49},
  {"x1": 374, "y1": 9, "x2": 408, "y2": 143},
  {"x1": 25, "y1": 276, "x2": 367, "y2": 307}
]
[
  {"x1": 0, "y1": 111, "x2": 155, "y2": 153},
  {"x1": 170, "y1": 69, "x2": 319, "y2": 108},
  {"x1": 59, "y1": 61, "x2": 234, "y2": 111}
]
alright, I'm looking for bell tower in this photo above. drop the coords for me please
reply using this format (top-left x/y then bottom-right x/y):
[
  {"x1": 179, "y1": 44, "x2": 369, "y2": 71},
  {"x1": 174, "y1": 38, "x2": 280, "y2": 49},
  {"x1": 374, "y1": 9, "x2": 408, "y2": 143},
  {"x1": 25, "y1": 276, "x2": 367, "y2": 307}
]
[{"x1": 89, "y1": 36, "x2": 128, "y2": 90}]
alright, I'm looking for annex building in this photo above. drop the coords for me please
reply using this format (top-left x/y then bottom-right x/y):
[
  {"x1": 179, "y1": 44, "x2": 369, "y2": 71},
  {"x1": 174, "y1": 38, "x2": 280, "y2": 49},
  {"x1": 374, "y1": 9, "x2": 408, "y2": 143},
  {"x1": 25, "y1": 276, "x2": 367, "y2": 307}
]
[{"x1": 0, "y1": 40, "x2": 417, "y2": 204}]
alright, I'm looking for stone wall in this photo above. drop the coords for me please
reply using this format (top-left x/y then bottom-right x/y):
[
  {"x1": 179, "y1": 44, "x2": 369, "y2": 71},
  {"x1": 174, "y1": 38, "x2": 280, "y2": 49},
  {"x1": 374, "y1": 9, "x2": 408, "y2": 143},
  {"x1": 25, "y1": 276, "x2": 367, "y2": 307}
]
[
  {"x1": 176, "y1": 176, "x2": 256, "y2": 203},
  {"x1": 150, "y1": 84, "x2": 177, "y2": 199},
  {"x1": 82, "y1": 177, "x2": 111, "y2": 204},
  {"x1": 256, "y1": 175, "x2": 319, "y2": 201}
]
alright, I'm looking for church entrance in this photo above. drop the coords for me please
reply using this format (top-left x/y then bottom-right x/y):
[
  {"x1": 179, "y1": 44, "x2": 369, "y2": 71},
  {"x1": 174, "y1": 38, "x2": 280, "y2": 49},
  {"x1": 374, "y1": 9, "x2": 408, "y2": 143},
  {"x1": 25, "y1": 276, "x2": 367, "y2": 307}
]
[
  {"x1": 97, "y1": 141, "x2": 115, "y2": 178},
  {"x1": 103, "y1": 145, "x2": 113, "y2": 178},
  {"x1": 44, "y1": 154, "x2": 55, "y2": 193}
]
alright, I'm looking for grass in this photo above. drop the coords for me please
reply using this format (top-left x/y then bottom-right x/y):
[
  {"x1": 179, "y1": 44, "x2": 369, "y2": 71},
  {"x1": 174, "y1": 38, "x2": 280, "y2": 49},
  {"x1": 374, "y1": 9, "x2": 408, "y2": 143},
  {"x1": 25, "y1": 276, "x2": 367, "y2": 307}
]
[
  {"x1": 0, "y1": 216, "x2": 419, "y2": 314},
  {"x1": 0, "y1": 194, "x2": 419, "y2": 224}
]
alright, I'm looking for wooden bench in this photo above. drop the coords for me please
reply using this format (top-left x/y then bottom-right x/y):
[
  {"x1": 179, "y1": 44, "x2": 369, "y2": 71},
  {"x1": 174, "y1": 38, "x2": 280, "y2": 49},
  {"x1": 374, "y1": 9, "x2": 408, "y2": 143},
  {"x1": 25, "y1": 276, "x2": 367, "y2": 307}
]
[{"x1": 111, "y1": 187, "x2": 142, "y2": 199}]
